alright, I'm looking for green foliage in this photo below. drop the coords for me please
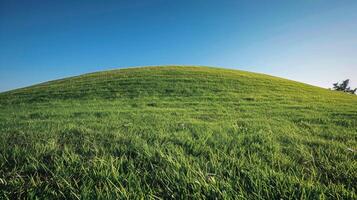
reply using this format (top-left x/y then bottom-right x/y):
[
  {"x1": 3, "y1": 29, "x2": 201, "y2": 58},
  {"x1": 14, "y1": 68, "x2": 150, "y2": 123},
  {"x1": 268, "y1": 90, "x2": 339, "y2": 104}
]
[
  {"x1": 333, "y1": 79, "x2": 357, "y2": 94},
  {"x1": 0, "y1": 66, "x2": 356, "y2": 199}
]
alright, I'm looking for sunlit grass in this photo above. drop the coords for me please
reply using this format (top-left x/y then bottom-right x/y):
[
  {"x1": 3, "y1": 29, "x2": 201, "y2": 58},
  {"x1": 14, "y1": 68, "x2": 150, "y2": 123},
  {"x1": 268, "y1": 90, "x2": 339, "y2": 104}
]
[{"x1": 0, "y1": 66, "x2": 356, "y2": 199}]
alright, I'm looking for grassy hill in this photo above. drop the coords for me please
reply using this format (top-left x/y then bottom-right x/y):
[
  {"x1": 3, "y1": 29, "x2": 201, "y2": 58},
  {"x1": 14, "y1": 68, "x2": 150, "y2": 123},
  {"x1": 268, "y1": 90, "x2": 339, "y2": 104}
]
[{"x1": 0, "y1": 66, "x2": 356, "y2": 199}]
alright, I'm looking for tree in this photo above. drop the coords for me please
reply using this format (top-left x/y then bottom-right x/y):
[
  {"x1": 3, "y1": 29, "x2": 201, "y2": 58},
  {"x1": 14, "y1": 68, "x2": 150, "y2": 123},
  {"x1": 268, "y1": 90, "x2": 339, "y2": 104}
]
[{"x1": 333, "y1": 79, "x2": 356, "y2": 94}]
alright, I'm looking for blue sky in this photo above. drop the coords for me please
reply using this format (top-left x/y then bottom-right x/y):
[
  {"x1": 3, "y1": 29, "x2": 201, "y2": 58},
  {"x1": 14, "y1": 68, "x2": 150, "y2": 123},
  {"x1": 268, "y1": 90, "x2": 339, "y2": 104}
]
[{"x1": 1, "y1": 0, "x2": 356, "y2": 92}]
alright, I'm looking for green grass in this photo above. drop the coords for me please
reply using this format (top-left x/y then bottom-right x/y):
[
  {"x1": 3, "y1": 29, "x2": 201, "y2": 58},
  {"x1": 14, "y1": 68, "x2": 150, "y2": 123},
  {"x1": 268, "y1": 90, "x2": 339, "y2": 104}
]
[{"x1": 0, "y1": 66, "x2": 356, "y2": 199}]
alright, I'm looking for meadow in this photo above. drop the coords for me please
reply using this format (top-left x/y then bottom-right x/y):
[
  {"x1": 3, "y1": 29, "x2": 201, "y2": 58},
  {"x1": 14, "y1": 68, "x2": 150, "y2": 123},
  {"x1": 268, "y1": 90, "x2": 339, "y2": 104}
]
[{"x1": 0, "y1": 66, "x2": 356, "y2": 199}]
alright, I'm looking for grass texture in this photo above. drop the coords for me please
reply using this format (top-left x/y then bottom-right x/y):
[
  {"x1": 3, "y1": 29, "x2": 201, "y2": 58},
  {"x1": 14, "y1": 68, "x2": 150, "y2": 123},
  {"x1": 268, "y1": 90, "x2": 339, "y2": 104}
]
[{"x1": 0, "y1": 66, "x2": 356, "y2": 199}]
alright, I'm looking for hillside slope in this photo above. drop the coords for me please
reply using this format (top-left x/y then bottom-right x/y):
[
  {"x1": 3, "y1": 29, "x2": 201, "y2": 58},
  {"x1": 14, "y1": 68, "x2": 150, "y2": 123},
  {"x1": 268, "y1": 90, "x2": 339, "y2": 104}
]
[{"x1": 0, "y1": 66, "x2": 356, "y2": 199}]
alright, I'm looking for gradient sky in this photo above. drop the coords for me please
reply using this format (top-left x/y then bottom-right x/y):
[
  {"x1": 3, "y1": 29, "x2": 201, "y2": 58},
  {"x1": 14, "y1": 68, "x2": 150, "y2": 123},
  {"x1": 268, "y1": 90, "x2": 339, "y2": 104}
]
[{"x1": 1, "y1": 0, "x2": 356, "y2": 92}]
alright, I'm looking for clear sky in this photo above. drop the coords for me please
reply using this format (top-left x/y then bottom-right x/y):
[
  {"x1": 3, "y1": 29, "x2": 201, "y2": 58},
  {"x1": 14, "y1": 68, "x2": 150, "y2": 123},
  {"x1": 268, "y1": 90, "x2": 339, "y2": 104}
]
[{"x1": 1, "y1": 0, "x2": 356, "y2": 92}]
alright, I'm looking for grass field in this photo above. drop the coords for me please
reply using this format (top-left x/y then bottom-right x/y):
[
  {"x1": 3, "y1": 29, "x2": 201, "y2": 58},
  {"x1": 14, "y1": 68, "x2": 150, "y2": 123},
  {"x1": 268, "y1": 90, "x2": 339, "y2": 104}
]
[{"x1": 0, "y1": 66, "x2": 356, "y2": 199}]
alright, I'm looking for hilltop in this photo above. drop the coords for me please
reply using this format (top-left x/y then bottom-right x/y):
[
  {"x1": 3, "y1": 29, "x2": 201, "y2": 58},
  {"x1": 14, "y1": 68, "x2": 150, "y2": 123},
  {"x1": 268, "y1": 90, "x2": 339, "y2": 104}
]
[{"x1": 0, "y1": 66, "x2": 356, "y2": 199}]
